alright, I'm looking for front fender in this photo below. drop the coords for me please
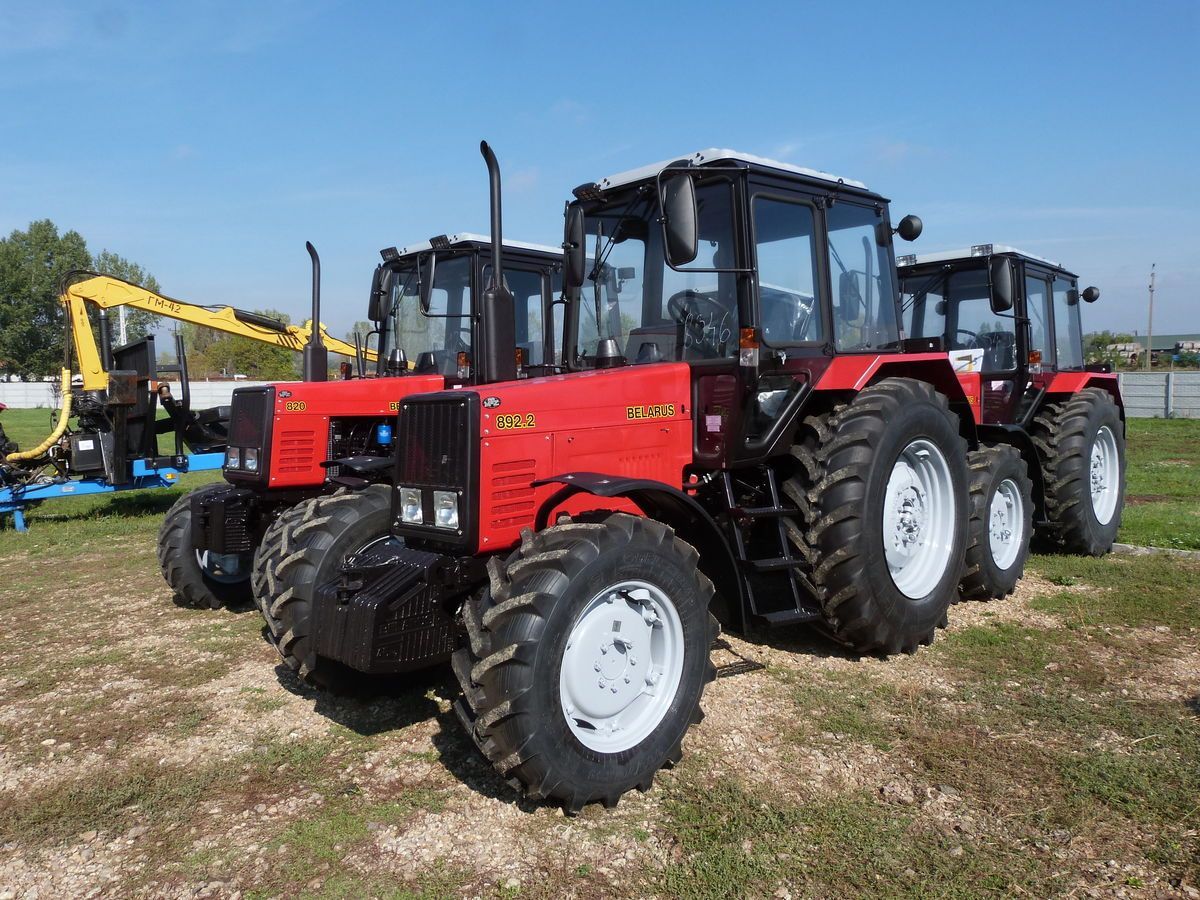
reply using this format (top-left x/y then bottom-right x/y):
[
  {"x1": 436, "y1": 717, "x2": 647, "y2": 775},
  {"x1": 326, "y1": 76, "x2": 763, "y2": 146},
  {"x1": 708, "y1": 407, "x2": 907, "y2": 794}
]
[{"x1": 533, "y1": 472, "x2": 746, "y2": 633}]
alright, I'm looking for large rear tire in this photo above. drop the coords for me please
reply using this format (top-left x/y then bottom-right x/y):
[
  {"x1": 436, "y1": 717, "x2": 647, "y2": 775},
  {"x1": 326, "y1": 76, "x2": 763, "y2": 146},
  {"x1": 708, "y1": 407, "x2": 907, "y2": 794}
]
[
  {"x1": 158, "y1": 483, "x2": 253, "y2": 609},
  {"x1": 266, "y1": 485, "x2": 398, "y2": 691},
  {"x1": 452, "y1": 514, "x2": 718, "y2": 813},
  {"x1": 960, "y1": 445, "x2": 1033, "y2": 600},
  {"x1": 783, "y1": 378, "x2": 969, "y2": 655},
  {"x1": 1031, "y1": 387, "x2": 1125, "y2": 555}
]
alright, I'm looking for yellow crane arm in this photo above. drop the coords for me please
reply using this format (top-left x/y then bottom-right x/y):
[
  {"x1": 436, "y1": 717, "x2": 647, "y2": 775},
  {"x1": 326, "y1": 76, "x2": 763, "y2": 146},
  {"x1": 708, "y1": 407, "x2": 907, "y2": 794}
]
[{"x1": 62, "y1": 275, "x2": 377, "y2": 391}]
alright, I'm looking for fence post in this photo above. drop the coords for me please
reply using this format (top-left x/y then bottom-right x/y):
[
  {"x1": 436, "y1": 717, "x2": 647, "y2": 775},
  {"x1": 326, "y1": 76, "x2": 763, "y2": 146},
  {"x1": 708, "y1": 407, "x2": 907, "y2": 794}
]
[{"x1": 1165, "y1": 371, "x2": 1174, "y2": 418}]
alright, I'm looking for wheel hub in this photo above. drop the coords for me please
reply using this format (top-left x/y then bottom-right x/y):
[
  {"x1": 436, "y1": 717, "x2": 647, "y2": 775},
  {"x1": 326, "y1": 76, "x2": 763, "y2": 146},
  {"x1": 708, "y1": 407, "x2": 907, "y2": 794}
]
[
  {"x1": 883, "y1": 439, "x2": 957, "y2": 599},
  {"x1": 987, "y1": 477, "x2": 1025, "y2": 570},
  {"x1": 560, "y1": 581, "x2": 684, "y2": 753},
  {"x1": 1089, "y1": 425, "x2": 1120, "y2": 525}
]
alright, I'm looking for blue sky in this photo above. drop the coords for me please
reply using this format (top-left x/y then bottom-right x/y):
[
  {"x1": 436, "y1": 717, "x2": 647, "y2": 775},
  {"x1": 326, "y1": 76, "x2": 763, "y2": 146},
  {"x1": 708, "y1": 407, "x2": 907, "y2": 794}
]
[{"x1": 2, "y1": 0, "x2": 1197, "y2": 339}]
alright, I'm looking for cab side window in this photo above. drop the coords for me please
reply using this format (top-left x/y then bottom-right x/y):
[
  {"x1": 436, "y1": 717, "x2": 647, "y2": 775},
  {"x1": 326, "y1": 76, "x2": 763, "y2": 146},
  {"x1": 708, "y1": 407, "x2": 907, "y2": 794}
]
[
  {"x1": 1053, "y1": 277, "x2": 1084, "y2": 370},
  {"x1": 1025, "y1": 275, "x2": 1052, "y2": 365},
  {"x1": 752, "y1": 196, "x2": 823, "y2": 344}
]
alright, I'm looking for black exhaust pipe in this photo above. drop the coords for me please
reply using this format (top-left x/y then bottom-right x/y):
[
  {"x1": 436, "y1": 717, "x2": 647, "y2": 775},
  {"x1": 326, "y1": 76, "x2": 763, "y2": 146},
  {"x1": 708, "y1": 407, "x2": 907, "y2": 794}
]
[
  {"x1": 478, "y1": 141, "x2": 516, "y2": 384},
  {"x1": 302, "y1": 241, "x2": 328, "y2": 382}
]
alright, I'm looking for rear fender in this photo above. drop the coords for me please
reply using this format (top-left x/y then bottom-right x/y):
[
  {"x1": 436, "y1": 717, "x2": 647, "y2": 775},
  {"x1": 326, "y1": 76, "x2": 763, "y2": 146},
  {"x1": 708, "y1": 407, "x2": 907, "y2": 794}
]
[
  {"x1": 816, "y1": 354, "x2": 980, "y2": 445},
  {"x1": 534, "y1": 473, "x2": 746, "y2": 633},
  {"x1": 1045, "y1": 372, "x2": 1125, "y2": 423}
]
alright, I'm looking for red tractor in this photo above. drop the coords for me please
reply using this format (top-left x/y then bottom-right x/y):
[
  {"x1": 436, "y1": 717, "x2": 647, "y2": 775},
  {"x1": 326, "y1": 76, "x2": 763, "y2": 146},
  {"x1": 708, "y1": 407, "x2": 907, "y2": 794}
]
[
  {"x1": 258, "y1": 148, "x2": 1014, "y2": 812},
  {"x1": 898, "y1": 244, "x2": 1125, "y2": 598},
  {"x1": 158, "y1": 146, "x2": 562, "y2": 612}
]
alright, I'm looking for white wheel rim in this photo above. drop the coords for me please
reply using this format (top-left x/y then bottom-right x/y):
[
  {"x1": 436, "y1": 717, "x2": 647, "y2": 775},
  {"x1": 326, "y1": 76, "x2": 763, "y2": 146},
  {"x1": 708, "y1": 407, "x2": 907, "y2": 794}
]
[
  {"x1": 1090, "y1": 425, "x2": 1120, "y2": 525},
  {"x1": 559, "y1": 580, "x2": 685, "y2": 754},
  {"x1": 196, "y1": 549, "x2": 247, "y2": 584},
  {"x1": 988, "y1": 478, "x2": 1025, "y2": 571},
  {"x1": 883, "y1": 438, "x2": 958, "y2": 599}
]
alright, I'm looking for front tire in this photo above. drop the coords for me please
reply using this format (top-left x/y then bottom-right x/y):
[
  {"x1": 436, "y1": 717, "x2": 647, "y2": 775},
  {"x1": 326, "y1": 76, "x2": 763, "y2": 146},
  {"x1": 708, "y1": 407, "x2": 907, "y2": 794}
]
[
  {"x1": 1031, "y1": 388, "x2": 1126, "y2": 555},
  {"x1": 158, "y1": 484, "x2": 253, "y2": 609},
  {"x1": 266, "y1": 485, "x2": 398, "y2": 691},
  {"x1": 960, "y1": 445, "x2": 1033, "y2": 600},
  {"x1": 784, "y1": 378, "x2": 969, "y2": 655},
  {"x1": 452, "y1": 514, "x2": 718, "y2": 813}
]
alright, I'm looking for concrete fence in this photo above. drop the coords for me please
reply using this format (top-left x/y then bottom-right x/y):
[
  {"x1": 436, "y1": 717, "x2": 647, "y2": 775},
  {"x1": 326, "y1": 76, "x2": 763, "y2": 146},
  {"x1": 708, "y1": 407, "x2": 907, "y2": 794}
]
[
  {"x1": 1117, "y1": 372, "x2": 1200, "y2": 419},
  {"x1": 3, "y1": 373, "x2": 1199, "y2": 418},
  {"x1": 0, "y1": 380, "x2": 274, "y2": 409}
]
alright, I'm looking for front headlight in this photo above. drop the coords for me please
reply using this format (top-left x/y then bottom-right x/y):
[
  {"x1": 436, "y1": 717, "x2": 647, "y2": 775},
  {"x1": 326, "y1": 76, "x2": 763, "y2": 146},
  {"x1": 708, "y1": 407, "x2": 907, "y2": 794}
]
[
  {"x1": 400, "y1": 487, "x2": 423, "y2": 524},
  {"x1": 433, "y1": 490, "x2": 459, "y2": 530},
  {"x1": 243, "y1": 448, "x2": 259, "y2": 472},
  {"x1": 225, "y1": 447, "x2": 241, "y2": 469}
]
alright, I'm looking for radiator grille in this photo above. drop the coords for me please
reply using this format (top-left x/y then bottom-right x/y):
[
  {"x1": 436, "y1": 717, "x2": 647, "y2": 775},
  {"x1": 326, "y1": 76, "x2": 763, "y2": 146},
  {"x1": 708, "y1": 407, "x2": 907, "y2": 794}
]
[
  {"x1": 227, "y1": 387, "x2": 272, "y2": 448},
  {"x1": 395, "y1": 394, "x2": 473, "y2": 489}
]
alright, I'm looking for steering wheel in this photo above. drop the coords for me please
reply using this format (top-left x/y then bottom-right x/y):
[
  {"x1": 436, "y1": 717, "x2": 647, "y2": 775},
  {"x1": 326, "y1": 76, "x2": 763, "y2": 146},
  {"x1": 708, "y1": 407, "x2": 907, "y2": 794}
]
[
  {"x1": 954, "y1": 327, "x2": 980, "y2": 348},
  {"x1": 667, "y1": 289, "x2": 732, "y2": 357}
]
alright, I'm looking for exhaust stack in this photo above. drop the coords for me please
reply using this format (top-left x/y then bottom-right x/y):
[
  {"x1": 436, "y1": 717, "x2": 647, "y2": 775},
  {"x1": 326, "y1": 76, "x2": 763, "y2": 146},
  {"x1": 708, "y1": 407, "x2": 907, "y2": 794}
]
[
  {"x1": 303, "y1": 241, "x2": 328, "y2": 382},
  {"x1": 478, "y1": 141, "x2": 517, "y2": 384}
]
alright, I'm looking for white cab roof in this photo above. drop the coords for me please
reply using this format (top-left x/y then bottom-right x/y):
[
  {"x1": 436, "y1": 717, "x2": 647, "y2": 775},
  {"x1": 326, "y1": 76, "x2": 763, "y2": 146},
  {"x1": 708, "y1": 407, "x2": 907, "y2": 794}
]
[
  {"x1": 908, "y1": 245, "x2": 1064, "y2": 270},
  {"x1": 596, "y1": 149, "x2": 867, "y2": 192},
  {"x1": 396, "y1": 233, "x2": 560, "y2": 258}
]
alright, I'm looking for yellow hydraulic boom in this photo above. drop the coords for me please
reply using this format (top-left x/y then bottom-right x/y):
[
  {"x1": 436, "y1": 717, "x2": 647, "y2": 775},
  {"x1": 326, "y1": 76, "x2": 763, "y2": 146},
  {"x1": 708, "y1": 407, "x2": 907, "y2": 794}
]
[{"x1": 63, "y1": 274, "x2": 376, "y2": 392}]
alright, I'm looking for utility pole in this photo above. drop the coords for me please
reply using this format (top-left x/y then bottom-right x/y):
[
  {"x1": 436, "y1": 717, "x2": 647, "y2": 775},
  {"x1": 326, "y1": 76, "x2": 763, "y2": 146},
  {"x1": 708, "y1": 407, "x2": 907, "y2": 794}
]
[{"x1": 1145, "y1": 263, "x2": 1156, "y2": 371}]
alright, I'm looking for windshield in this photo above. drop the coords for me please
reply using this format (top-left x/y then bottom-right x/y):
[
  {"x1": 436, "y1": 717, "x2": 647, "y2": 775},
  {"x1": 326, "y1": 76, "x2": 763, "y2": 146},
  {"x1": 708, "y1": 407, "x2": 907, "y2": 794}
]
[
  {"x1": 380, "y1": 254, "x2": 472, "y2": 376},
  {"x1": 571, "y1": 180, "x2": 740, "y2": 367},
  {"x1": 902, "y1": 267, "x2": 1017, "y2": 370}
]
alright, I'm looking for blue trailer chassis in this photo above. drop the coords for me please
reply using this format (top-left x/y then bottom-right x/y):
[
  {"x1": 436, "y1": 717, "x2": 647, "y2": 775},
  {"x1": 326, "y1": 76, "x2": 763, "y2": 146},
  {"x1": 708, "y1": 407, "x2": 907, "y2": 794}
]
[{"x1": 0, "y1": 452, "x2": 224, "y2": 532}]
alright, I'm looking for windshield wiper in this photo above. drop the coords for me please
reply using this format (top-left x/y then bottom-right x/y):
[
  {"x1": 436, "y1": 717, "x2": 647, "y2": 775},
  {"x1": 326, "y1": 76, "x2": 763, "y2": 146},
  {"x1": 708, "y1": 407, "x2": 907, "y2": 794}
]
[{"x1": 901, "y1": 268, "x2": 947, "y2": 314}]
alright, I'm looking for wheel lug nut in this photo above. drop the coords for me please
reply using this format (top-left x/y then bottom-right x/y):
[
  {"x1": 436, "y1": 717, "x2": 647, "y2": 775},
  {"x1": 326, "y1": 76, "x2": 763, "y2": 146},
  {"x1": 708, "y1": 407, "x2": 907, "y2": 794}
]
[
  {"x1": 624, "y1": 676, "x2": 631, "y2": 683},
  {"x1": 610, "y1": 685, "x2": 618, "y2": 693},
  {"x1": 594, "y1": 662, "x2": 601, "y2": 672},
  {"x1": 600, "y1": 645, "x2": 607, "y2": 654}
]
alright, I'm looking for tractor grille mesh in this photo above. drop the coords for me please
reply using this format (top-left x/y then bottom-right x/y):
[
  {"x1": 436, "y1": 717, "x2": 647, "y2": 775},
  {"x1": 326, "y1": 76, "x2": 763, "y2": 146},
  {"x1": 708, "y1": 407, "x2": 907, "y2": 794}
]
[
  {"x1": 227, "y1": 387, "x2": 271, "y2": 449},
  {"x1": 395, "y1": 395, "x2": 473, "y2": 489}
]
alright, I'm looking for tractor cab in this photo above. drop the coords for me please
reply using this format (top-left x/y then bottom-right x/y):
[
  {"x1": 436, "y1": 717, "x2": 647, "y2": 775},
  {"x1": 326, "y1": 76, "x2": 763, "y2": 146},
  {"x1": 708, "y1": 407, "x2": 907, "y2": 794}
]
[
  {"x1": 898, "y1": 245, "x2": 1100, "y2": 425},
  {"x1": 561, "y1": 149, "x2": 928, "y2": 465},
  {"x1": 372, "y1": 234, "x2": 562, "y2": 380}
]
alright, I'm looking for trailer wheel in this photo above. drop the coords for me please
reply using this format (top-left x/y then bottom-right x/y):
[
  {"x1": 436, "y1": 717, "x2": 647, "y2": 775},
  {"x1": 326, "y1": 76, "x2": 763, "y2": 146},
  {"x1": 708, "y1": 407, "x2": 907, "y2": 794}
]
[
  {"x1": 158, "y1": 483, "x2": 253, "y2": 609},
  {"x1": 1031, "y1": 387, "x2": 1125, "y2": 555},
  {"x1": 452, "y1": 513, "x2": 718, "y2": 814},
  {"x1": 784, "y1": 378, "x2": 968, "y2": 655},
  {"x1": 960, "y1": 445, "x2": 1033, "y2": 600},
  {"x1": 266, "y1": 485, "x2": 398, "y2": 691}
]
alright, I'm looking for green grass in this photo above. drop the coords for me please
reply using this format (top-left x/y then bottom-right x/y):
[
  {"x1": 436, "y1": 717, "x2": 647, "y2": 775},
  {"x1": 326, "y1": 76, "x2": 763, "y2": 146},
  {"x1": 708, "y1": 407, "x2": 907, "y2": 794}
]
[
  {"x1": 1028, "y1": 552, "x2": 1200, "y2": 628},
  {"x1": 1119, "y1": 418, "x2": 1200, "y2": 549}
]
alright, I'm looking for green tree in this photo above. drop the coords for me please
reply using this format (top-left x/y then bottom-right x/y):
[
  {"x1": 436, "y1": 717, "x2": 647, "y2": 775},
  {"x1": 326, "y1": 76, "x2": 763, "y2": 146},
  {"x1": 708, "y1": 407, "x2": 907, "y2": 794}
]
[
  {"x1": 0, "y1": 220, "x2": 91, "y2": 379},
  {"x1": 181, "y1": 310, "x2": 299, "y2": 381},
  {"x1": 92, "y1": 249, "x2": 163, "y2": 343}
]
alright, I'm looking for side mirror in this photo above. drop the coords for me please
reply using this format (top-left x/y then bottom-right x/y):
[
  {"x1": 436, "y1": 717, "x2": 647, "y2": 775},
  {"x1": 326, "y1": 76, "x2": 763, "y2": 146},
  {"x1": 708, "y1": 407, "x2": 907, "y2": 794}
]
[
  {"x1": 563, "y1": 205, "x2": 585, "y2": 289},
  {"x1": 1082, "y1": 285, "x2": 1100, "y2": 303},
  {"x1": 418, "y1": 253, "x2": 436, "y2": 314},
  {"x1": 989, "y1": 257, "x2": 1014, "y2": 313},
  {"x1": 659, "y1": 170, "x2": 698, "y2": 267},
  {"x1": 367, "y1": 265, "x2": 388, "y2": 322},
  {"x1": 838, "y1": 271, "x2": 863, "y2": 321},
  {"x1": 895, "y1": 214, "x2": 923, "y2": 242}
]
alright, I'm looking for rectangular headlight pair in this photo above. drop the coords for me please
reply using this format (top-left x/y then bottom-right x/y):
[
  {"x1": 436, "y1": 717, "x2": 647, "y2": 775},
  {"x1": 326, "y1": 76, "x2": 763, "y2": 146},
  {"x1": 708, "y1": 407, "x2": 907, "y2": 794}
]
[
  {"x1": 399, "y1": 486, "x2": 459, "y2": 530},
  {"x1": 224, "y1": 447, "x2": 259, "y2": 471}
]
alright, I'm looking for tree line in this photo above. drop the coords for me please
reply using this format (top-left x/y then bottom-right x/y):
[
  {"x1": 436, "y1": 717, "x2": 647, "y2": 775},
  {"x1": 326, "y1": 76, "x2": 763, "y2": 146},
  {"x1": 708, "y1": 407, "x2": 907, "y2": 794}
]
[{"x1": 0, "y1": 220, "x2": 298, "y2": 382}]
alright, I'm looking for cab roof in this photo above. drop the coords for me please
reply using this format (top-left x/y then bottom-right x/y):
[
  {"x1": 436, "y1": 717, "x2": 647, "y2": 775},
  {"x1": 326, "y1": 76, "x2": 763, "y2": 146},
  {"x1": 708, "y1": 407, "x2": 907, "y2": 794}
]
[
  {"x1": 902, "y1": 244, "x2": 1069, "y2": 273},
  {"x1": 596, "y1": 149, "x2": 869, "y2": 193},
  {"x1": 389, "y1": 233, "x2": 561, "y2": 260}
]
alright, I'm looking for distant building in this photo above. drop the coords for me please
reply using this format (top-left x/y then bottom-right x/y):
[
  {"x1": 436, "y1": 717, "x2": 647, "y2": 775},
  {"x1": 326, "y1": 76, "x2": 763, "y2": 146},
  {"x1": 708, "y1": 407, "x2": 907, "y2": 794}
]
[{"x1": 1128, "y1": 333, "x2": 1200, "y2": 353}]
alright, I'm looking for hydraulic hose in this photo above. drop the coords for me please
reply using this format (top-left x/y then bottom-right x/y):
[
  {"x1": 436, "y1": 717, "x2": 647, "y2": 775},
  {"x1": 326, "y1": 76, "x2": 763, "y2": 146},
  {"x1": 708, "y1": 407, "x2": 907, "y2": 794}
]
[{"x1": 5, "y1": 368, "x2": 73, "y2": 463}]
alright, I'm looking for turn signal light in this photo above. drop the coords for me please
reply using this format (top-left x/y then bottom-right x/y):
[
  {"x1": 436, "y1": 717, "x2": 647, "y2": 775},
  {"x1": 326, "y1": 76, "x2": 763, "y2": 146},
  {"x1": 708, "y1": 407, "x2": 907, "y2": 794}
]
[
  {"x1": 1028, "y1": 350, "x2": 1042, "y2": 364},
  {"x1": 739, "y1": 328, "x2": 760, "y2": 368},
  {"x1": 457, "y1": 351, "x2": 471, "y2": 380}
]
